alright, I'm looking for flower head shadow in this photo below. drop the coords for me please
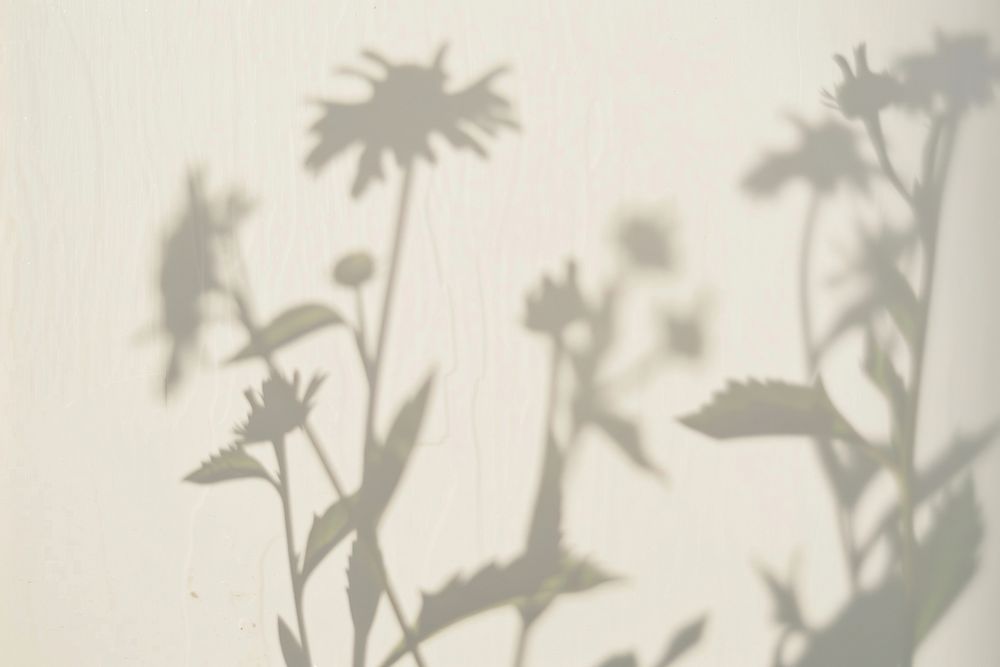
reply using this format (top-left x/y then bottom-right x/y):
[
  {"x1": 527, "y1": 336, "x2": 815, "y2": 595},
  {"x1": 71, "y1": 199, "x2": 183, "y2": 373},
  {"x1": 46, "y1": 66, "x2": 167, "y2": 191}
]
[
  {"x1": 822, "y1": 44, "x2": 903, "y2": 120},
  {"x1": 306, "y1": 44, "x2": 518, "y2": 197},
  {"x1": 743, "y1": 117, "x2": 873, "y2": 197},
  {"x1": 234, "y1": 371, "x2": 325, "y2": 445}
]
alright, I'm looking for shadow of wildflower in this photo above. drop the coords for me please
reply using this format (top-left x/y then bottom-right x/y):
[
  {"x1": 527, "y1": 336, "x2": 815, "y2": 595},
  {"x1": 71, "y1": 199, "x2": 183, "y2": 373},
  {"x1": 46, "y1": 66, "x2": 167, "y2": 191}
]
[{"x1": 683, "y1": 29, "x2": 1000, "y2": 667}]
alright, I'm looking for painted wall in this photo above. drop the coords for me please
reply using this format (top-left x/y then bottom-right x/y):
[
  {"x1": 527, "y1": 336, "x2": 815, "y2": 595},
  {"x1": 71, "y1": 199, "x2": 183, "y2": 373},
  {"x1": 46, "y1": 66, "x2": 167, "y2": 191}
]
[{"x1": 3, "y1": 1, "x2": 999, "y2": 665}]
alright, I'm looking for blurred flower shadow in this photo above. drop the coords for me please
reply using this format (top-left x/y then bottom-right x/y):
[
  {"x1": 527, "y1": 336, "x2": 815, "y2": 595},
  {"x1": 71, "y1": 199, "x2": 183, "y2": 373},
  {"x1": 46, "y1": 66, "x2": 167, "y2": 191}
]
[
  {"x1": 376, "y1": 210, "x2": 710, "y2": 667},
  {"x1": 897, "y1": 31, "x2": 1000, "y2": 112},
  {"x1": 524, "y1": 261, "x2": 588, "y2": 338},
  {"x1": 152, "y1": 170, "x2": 251, "y2": 397}
]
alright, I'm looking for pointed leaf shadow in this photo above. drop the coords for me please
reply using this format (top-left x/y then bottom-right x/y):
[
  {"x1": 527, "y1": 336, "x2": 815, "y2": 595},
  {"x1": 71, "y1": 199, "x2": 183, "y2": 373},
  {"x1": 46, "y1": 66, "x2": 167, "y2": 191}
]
[
  {"x1": 347, "y1": 535, "x2": 385, "y2": 667},
  {"x1": 277, "y1": 616, "x2": 309, "y2": 667},
  {"x1": 183, "y1": 445, "x2": 274, "y2": 486},
  {"x1": 228, "y1": 303, "x2": 345, "y2": 363},
  {"x1": 653, "y1": 614, "x2": 709, "y2": 667}
]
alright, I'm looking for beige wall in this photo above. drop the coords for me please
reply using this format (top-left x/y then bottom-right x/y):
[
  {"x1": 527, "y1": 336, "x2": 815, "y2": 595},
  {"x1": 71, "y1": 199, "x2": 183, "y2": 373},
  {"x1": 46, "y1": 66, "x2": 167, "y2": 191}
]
[{"x1": 2, "y1": 1, "x2": 999, "y2": 665}]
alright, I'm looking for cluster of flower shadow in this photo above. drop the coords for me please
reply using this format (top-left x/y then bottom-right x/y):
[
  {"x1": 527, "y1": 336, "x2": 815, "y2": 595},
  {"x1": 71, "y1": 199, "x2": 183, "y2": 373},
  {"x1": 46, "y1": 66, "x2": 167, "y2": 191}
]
[
  {"x1": 155, "y1": 45, "x2": 707, "y2": 667},
  {"x1": 683, "y1": 31, "x2": 999, "y2": 667}
]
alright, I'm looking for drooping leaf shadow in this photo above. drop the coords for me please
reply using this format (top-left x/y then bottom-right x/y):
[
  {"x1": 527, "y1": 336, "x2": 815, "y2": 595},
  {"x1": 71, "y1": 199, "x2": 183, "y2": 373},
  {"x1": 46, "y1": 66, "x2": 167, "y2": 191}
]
[
  {"x1": 305, "y1": 44, "x2": 518, "y2": 198},
  {"x1": 682, "y1": 29, "x2": 1000, "y2": 666}
]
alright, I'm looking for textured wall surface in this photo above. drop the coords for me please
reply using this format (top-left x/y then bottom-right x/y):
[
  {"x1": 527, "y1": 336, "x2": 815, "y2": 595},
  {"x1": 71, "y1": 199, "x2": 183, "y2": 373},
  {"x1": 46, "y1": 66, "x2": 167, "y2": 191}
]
[{"x1": 3, "y1": 2, "x2": 1000, "y2": 665}]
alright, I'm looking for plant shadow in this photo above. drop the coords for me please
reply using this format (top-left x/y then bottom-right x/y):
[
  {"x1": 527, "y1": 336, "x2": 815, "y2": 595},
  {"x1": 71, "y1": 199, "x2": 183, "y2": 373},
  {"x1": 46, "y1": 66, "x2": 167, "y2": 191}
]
[{"x1": 682, "y1": 29, "x2": 1000, "y2": 667}]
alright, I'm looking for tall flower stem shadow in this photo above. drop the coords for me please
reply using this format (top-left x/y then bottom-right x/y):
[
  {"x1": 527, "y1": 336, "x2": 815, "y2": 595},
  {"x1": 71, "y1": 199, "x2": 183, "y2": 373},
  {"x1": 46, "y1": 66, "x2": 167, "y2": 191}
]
[
  {"x1": 304, "y1": 44, "x2": 518, "y2": 666},
  {"x1": 511, "y1": 335, "x2": 563, "y2": 667},
  {"x1": 275, "y1": 434, "x2": 312, "y2": 663},
  {"x1": 363, "y1": 164, "x2": 414, "y2": 470},
  {"x1": 684, "y1": 34, "x2": 1000, "y2": 667},
  {"x1": 796, "y1": 193, "x2": 866, "y2": 593}
]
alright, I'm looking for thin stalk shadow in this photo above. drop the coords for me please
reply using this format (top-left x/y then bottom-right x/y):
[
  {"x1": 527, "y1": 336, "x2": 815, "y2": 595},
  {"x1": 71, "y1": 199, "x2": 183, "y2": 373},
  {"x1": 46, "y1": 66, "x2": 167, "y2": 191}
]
[{"x1": 274, "y1": 435, "x2": 312, "y2": 665}]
